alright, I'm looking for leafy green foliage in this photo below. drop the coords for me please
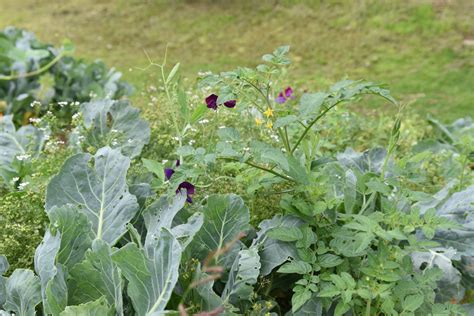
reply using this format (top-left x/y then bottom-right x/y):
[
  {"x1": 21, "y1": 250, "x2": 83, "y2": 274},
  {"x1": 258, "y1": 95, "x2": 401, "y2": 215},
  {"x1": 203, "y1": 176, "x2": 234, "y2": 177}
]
[
  {"x1": 0, "y1": 27, "x2": 131, "y2": 125},
  {"x1": 1, "y1": 40, "x2": 473, "y2": 315}
]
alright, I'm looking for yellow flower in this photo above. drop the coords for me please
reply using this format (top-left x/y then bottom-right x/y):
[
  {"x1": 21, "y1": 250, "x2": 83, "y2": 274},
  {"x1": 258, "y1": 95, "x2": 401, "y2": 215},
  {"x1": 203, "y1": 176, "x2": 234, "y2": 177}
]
[
  {"x1": 255, "y1": 117, "x2": 263, "y2": 126},
  {"x1": 263, "y1": 107, "x2": 274, "y2": 118},
  {"x1": 266, "y1": 121, "x2": 273, "y2": 129}
]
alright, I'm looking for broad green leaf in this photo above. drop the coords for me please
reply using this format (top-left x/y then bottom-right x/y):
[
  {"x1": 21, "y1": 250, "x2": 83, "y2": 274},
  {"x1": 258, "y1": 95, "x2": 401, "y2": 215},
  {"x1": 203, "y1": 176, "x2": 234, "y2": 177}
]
[
  {"x1": 75, "y1": 99, "x2": 150, "y2": 158},
  {"x1": 222, "y1": 247, "x2": 261, "y2": 303},
  {"x1": 252, "y1": 215, "x2": 301, "y2": 276},
  {"x1": 267, "y1": 227, "x2": 302, "y2": 242},
  {"x1": 112, "y1": 229, "x2": 181, "y2": 316},
  {"x1": 143, "y1": 193, "x2": 203, "y2": 250},
  {"x1": 68, "y1": 240, "x2": 123, "y2": 315},
  {"x1": 59, "y1": 297, "x2": 111, "y2": 316},
  {"x1": 0, "y1": 115, "x2": 44, "y2": 185},
  {"x1": 192, "y1": 194, "x2": 250, "y2": 266},
  {"x1": 46, "y1": 147, "x2": 139, "y2": 245},
  {"x1": 34, "y1": 230, "x2": 67, "y2": 315},
  {"x1": 292, "y1": 288, "x2": 312, "y2": 313},
  {"x1": 299, "y1": 92, "x2": 327, "y2": 117},
  {"x1": 142, "y1": 158, "x2": 164, "y2": 183},
  {"x1": 3, "y1": 269, "x2": 41, "y2": 316},
  {"x1": 318, "y1": 254, "x2": 344, "y2": 268},
  {"x1": 290, "y1": 294, "x2": 322, "y2": 315},
  {"x1": 403, "y1": 294, "x2": 424, "y2": 312},
  {"x1": 278, "y1": 261, "x2": 312, "y2": 274},
  {"x1": 48, "y1": 205, "x2": 93, "y2": 271},
  {"x1": 334, "y1": 301, "x2": 350, "y2": 316},
  {"x1": 274, "y1": 115, "x2": 298, "y2": 129},
  {"x1": 318, "y1": 285, "x2": 340, "y2": 298}
]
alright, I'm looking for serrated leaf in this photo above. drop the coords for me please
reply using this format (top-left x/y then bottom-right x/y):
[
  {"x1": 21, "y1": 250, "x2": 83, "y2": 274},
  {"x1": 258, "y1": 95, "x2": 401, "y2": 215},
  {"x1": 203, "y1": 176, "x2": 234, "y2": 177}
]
[{"x1": 46, "y1": 147, "x2": 139, "y2": 245}]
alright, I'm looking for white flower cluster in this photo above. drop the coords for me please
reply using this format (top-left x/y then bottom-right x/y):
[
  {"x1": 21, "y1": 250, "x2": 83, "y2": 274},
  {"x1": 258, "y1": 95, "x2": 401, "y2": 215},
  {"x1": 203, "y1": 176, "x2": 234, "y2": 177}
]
[{"x1": 15, "y1": 154, "x2": 31, "y2": 161}]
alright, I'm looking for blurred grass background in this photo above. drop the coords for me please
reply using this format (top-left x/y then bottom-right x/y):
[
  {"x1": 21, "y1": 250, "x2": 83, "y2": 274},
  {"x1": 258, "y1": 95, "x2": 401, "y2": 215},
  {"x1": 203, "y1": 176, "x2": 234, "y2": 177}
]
[{"x1": 0, "y1": 0, "x2": 472, "y2": 120}]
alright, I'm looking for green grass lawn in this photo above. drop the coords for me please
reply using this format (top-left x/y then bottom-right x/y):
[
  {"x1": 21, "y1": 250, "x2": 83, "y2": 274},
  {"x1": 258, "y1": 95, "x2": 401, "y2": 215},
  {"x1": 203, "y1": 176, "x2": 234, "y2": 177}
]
[{"x1": 0, "y1": 0, "x2": 472, "y2": 120}]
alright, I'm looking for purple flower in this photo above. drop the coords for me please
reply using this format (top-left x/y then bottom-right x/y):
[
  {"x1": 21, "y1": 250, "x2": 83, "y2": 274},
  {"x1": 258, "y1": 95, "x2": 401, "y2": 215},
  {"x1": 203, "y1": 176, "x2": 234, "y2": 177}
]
[
  {"x1": 205, "y1": 94, "x2": 218, "y2": 110},
  {"x1": 223, "y1": 100, "x2": 236, "y2": 108},
  {"x1": 275, "y1": 86, "x2": 294, "y2": 104},
  {"x1": 205, "y1": 94, "x2": 237, "y2": 110},
  {"x1": 164, "y1": 168, "x2": 174, "y2": 180},
  {"x1": 177, "y1": 181, "x2": 195, "y2": 203},
  {"x1": 275, "y1": 92, "x2": 286, "y2": 104}
]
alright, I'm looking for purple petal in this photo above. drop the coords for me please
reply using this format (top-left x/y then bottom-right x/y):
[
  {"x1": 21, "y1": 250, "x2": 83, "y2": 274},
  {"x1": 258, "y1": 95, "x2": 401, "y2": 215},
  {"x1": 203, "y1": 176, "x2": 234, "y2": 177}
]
[
  {"x1": 164, "y1": 168, "x2": 174, "y2": 180},
  {"x1": 175, "y1": 159, "x2": 180, "y2": 167},
  {"x1": 176, "y1": 181, "x2": 195, "y2": 203},
  {"x1": 275, "y1": 92, "x2": 286, "y2": 104},
  {"x1": 285, "y1": 87, "x2": 293, "y2": 98},
  {"x1": 205, "y1": 94, "x2": 218, "y2": 110},
  {"x1": 223, "y1": 100, "x2": 236, "y2": 108}
]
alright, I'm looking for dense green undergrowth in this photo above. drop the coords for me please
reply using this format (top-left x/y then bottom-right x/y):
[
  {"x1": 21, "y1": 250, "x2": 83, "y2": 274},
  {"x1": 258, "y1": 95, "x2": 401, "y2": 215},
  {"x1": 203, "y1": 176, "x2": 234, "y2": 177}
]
[{"x1": 0, "y1": 27, "x2": 473, "y2": 315}]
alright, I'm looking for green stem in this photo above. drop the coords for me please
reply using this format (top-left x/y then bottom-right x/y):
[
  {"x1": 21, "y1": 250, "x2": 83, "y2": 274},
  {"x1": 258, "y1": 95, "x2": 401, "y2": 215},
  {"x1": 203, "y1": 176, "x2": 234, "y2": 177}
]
[
  {"x1": 220, "y1": 157, "x2": 296, "y2": 182},
  {"x1": 366, "y1": 299, "x2": 371, "y2": 316},
  {"x1": 291, "y1": 101, "x2": 341, "y2": 154},
  {"x1": 0, "y1": 52, "x2": 66, "y2": 80}
]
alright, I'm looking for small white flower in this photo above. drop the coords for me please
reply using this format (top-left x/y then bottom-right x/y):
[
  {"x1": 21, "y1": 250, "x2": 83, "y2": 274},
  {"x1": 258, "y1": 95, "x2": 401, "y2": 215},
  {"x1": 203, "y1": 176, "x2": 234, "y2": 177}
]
[
  {"x1": 188, "y1": 140, "x2": 196, "y2": 145},
  {"x1": 111, "y1": 140, "x2": 119, "y2": 146},
  {"x1": 111, "y1": 129, "x2": 119, "y2": 133},
  {"x1": 11, "y1": 177, "x2": 20, "y2": 183},
  {"x1": 58, "y1": 101, "x2": 68, "y2": 107},
  {"x1": 18, "y1": 182, "x2": 29, "y2": 190},
  {"x1": 72, "y1": 113, "x2": 81, "y2": 120},
  {"x1": 162, "y1": 159, "x2": 168, "y2": 164},
  {"x1": 198, "y1": 119, "x2": 209, "y2": 124},
  {"x1": 16, "y1": 154, "x2": 31, "y2": 161},
  {"x1": 29, "y1": 117, "x2": 42, "y2": 123},
  {"x1": 30, "y1": 100, "x2": 41, "y2": 108},
  {"x1": 218, "y1": 125, "x2": 226, "y2": 129}
]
